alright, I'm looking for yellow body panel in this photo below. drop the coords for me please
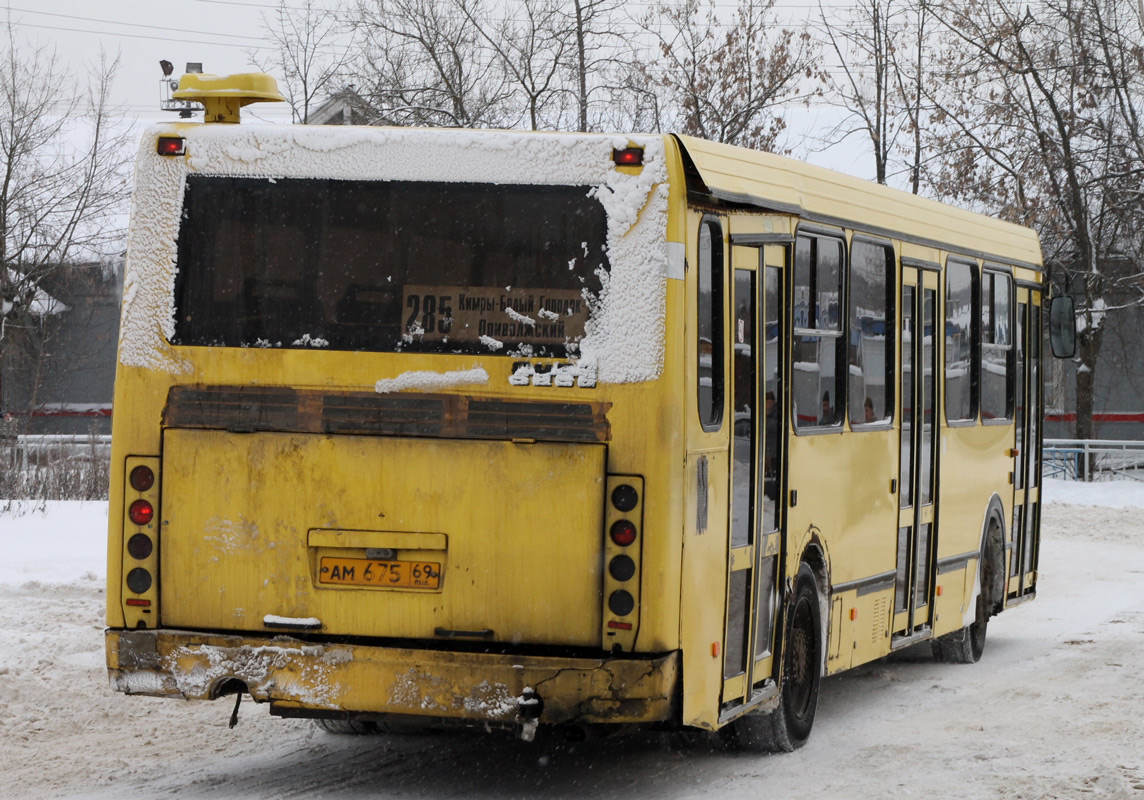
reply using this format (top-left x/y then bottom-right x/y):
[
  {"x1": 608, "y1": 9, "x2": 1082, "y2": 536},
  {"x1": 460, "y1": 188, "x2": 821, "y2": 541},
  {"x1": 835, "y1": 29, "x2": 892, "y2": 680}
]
[{"x1": 160, "y1": 429, "x2": 606, "y2": 645}]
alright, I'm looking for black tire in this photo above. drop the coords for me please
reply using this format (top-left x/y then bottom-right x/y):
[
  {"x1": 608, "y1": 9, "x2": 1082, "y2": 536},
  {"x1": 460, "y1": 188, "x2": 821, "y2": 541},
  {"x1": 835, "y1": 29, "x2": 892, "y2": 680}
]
[
  {"x1": 931, "y1": 594, "x2": 988, "y2": 663},
  {"x1": 725, "y1": 563, "x2": 823, "y2": 752},
  {"x1": 314, "y1": 718, "x2": 380, "y2": 735},
  {"x1": 931, "y1": 518, "x2": 1002, "y2": 664}
]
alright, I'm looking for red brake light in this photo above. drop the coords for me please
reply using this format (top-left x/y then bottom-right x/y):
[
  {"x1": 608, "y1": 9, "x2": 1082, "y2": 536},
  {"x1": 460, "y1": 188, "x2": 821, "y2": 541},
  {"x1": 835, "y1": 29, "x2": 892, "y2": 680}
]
[
  {"x1": 157, "y1": 136, "x2": 186, "y2": 156},
  {"x1": 128, "y1": 499, "x2": 154, "y2": 526},
  {"x1": 613, "y1": 147, "x2": 644, "y2": 166},
  {"x1": 129, "y1": 465, "x2": 155, "y2": 492},
  {"x1": 610, "y1": 519, "x2": 637, "y2": 546}
]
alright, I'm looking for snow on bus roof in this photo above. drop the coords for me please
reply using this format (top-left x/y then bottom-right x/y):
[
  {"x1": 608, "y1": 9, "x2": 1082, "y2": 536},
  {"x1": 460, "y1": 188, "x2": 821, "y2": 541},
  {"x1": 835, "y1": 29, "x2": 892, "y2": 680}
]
[{"x1": 118, "y1": 125, "x2": 670, "y2": 383}]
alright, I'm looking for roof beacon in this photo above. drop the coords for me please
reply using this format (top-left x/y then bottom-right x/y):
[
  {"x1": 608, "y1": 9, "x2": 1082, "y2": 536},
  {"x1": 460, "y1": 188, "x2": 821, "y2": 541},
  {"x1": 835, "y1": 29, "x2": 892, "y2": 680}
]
[{"x1": 168, "y1": 71, "x2": 285, "y2": 124}]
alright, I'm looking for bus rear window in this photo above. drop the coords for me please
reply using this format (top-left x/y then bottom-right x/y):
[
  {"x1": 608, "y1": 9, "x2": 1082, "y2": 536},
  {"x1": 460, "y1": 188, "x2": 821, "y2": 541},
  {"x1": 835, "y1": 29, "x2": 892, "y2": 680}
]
[{"x1": 171, "y1": 177, "x2": 609, "y2": 357}]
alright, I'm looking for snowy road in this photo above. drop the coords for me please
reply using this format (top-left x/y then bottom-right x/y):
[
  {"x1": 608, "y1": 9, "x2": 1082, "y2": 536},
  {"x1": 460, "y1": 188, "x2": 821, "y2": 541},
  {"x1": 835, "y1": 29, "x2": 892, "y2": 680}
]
[{"x1": 3, "y1": 496, "x2": 1144, "y2": 799}]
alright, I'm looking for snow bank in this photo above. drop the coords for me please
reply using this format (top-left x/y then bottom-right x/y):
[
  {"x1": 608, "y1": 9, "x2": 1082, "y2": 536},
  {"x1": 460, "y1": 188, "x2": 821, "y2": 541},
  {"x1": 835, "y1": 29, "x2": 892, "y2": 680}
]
[
  {"x1": 1042, "y1": 477, "x2": 1144, "y2": 509},
  {"x1": 0, "y1": 501, "x2": 107, "y2": 585}
]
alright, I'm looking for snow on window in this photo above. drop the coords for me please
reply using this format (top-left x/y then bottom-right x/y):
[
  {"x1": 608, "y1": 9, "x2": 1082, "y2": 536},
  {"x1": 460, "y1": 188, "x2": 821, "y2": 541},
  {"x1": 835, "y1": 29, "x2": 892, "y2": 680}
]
[
  {"x1": 291, "y1": 334, "x2": 329, "y2": 348},
  {"x1": 118, "y1": 139, "x2": 191, "y2": 374},
  {"x1": 119, "y1": 125, "x2": 669, "y2": 382},
  {"x1": 503, "y1": 306, "x2": 536, "y2": 326}
]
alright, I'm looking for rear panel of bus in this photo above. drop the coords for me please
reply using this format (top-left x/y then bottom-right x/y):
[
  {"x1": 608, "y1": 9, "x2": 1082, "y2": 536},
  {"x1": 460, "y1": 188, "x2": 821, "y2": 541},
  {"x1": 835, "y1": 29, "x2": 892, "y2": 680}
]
[{"x1": 106, "y1": 126, "x2": 690, "y2": 727}]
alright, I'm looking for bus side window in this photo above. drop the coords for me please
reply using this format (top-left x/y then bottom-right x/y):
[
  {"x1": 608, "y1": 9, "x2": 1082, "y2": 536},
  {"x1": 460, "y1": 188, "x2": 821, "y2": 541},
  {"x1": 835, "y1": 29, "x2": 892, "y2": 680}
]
[
  {"x1": 982, "y1": 269, "x2": 1014, "y2": 421},
  {"x1": 945, "y1": 260, "x2": 980, "y2": 424},
  {"x1": 848, "y1": 239, "x2": 894, "y2": 428},
  {"x1": 698, "y1": 218, "x2": 725, "y2": 431},
  {"x1": 792, "y1": 232, "x2": 845, "y2": 432}
]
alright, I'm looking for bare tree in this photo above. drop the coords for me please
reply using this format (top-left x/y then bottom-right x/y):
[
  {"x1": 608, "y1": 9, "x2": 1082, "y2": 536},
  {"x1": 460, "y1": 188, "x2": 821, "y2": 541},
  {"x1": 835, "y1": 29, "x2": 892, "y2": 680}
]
[
  {"x1": 896, "y1": 0, "x2": 930, "y2": 194},
  {"x1": 558, "y1": 0, "x2": 628, "y2": 131},
  {"x1": 347, "y1": 0, "x2": 515, "y2": 128},
  {"x1": 0, "y1": 27, "x2": 131, "y2": 424},
  {"x1": 251, "y1": 0, "x2": 350, "y2": 124},
  {"x1": 817, "y1": 0, "x2": 904, "y2": 184},
  {"x1": 816, "y1": 0, "x2": 935, "y2": 191},
  {"x1": 457, "y1": 0, "x2": 571, "y2": 130},
  {"x1": 922, "y1": 0, "x2": 1144, "y2": 442},
  {"x1": 640, "y1": 0, "x2": 824, "y2": 151}
]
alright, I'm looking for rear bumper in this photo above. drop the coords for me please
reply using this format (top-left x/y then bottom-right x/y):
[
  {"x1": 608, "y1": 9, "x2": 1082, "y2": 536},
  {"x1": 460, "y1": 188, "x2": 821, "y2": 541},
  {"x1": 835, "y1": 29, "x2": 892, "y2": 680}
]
[{"x1": 106, "y1": 629, "x2": 679, "y2": 726}]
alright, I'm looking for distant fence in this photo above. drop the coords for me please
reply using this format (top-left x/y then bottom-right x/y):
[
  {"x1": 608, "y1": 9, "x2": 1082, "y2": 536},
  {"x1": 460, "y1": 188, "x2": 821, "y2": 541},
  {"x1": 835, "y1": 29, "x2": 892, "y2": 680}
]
[
  {"x1": 1042, "y1": 439, "x2": 1144, "y2": 482},
  {"x1": 0, "y1": 434, "x2": 111, "y2": 502}
]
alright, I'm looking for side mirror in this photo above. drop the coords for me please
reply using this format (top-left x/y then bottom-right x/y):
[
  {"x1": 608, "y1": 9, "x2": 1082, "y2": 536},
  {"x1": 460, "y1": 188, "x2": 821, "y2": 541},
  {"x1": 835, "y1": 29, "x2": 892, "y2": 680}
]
[{"x1": 1048, "y1": 295, "x2": 1076, "y2": 359}]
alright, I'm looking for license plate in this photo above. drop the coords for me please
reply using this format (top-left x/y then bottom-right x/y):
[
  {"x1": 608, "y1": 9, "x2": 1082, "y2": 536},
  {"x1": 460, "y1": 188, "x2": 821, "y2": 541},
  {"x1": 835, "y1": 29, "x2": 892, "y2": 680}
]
[{"x1": 318, "y1": 557, "x2": 441, "y2": 590}]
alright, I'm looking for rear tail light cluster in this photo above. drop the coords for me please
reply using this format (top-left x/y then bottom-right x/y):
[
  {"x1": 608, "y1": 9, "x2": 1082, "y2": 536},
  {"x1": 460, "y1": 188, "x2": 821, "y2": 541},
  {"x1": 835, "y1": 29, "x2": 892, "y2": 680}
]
[
  {"x1": 601, "y1": 476, "x2": 644, "y2": 651},
  {"x1": 121, "y1": 458, "x2": 160, "y2": 626}
]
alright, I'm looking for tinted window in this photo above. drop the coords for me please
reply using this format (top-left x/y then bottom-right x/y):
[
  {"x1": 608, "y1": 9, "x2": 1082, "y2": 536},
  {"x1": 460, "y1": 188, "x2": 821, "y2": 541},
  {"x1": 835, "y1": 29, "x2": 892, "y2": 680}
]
[
  {"x1": 793, "y1": 234, "x2": 845, "y2": 431},
  {"x1": 848, "y1": 240, "x2": 894, "y2": 427},
  {"x1": 945, "y1": 260, "x2": 979, "y2": 422},
  {"x1": 982, "y1": 270, "x2": 1014, "y2": 420},
  {"x1": 697, "y1": 219, "x2": 725, "y2": 430},
  {"x1": 172, "y1": 177, "x2": 608, "y2": 357}
]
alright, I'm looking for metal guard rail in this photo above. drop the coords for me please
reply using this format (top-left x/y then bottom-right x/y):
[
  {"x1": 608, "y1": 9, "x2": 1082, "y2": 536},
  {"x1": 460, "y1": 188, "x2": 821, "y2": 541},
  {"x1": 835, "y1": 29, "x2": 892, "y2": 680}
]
[{"x1": 1043, "y1": 439, "x2": 1144, "y2": 482}]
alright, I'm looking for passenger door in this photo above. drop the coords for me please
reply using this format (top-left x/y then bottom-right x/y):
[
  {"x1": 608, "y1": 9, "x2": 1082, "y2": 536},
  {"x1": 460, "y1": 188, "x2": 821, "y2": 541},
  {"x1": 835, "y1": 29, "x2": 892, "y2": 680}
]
[
  {"x1": 721, "y1": 238, "x2": 786, "y2": 715},
  {"x1": 1009, "y1": 289, "x2": 1041, "y2": 602},
  {"x1": 894, "y1": 266, "x2": 939, "y2": 640}
]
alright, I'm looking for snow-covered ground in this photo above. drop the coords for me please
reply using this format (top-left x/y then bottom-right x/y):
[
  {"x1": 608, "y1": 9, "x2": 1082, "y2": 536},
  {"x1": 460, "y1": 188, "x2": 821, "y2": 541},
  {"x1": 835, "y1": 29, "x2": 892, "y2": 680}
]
[{"x1": 2, "y1": 478, "x2": 1143, "y2": 799}]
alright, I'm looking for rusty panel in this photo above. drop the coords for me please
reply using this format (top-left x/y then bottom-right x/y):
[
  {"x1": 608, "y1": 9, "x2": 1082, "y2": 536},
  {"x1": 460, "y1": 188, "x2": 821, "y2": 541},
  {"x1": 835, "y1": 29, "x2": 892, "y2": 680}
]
[{"x1": 164, "y1": 385, "x2": 610, "y2": 443}]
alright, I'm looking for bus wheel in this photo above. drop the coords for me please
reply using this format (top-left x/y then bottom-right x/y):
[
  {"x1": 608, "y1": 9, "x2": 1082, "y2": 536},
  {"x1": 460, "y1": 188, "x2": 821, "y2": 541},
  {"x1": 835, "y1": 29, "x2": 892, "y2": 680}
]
[
  {"x1": 724, "y1": 563, "x2": 823, "y2": 752},
  {"x1": 931, "y1": 592, "x2": 988, "y2": 663},
  {"x1": 314, "y1": 718, "x2": 379, "y2": 735},
  {"x1": 932, "y1": 520, "x2": 1002, "y2": 664}
]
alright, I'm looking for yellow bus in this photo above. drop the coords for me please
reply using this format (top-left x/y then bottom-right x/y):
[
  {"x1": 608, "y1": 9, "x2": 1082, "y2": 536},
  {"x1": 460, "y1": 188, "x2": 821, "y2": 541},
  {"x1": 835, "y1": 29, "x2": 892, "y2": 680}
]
[{"x1": 105, "y1": 73, "x2": 1068, "y2": 749}]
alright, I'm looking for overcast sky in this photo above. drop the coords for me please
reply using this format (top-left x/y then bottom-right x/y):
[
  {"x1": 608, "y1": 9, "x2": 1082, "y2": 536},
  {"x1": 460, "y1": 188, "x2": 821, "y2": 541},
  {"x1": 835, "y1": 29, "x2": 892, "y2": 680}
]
[
  {"x1": 5, "y1": 0, "x2": 327, "y2": 124},
  {"x1": 8, "y1": 0, "x2": 870, "y2": 176}
]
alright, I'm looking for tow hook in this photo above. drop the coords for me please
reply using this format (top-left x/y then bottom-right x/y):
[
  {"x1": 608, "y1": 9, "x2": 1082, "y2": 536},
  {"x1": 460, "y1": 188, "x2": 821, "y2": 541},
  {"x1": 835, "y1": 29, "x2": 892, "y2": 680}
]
[{"x1": 517, "y1": 688, "x2": 543, "y2": 742}]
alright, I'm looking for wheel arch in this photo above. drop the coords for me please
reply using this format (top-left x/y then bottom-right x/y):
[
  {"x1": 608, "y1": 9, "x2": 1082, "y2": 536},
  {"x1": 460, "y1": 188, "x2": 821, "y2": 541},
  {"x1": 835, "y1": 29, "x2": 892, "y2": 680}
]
[
  {"x1": 966, "y1": 494, "x2": 1007, "y2": 626},
  {"x1": 793, "y1": 534, "x2": 830, "y2": 677}
]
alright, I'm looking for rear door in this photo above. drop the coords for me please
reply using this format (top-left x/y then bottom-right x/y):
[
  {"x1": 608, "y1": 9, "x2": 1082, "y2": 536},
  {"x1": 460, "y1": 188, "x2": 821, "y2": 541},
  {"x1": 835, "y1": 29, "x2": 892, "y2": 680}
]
[{"x1": 160, "y1": 428, "x2": 606, "y2": 646}]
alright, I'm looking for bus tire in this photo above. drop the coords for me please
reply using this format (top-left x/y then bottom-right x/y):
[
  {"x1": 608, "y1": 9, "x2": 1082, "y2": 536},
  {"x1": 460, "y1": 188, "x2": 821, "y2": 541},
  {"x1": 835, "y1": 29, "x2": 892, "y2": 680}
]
[
  {"x1": 314, "y1": 718, "x2": 379, "y2": 735},
  {"x1": 932, "y1": 518, "x2": 1003, "y2": 664},
  {"x1": 931, "y1": 603, "x2": 987, "y2": 664},
  {"x1": 724, "y1": 563, "x2": 823, "y2": 752}
]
